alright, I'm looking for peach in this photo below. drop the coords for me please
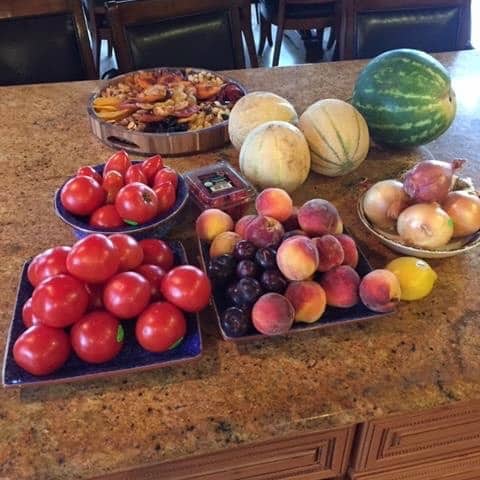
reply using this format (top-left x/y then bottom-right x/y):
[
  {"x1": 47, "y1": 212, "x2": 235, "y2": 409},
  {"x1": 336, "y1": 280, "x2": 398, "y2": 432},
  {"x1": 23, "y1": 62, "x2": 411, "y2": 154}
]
[
  {"x1": 335, "y1": 234, "x2": 359, "y2": 269},
  {"x1": 234, "y1": 214, "x2": 256, "y2": 238},
  {"x1": 276, "y1": 236, "x2": 319, "y2": 281},
  {"x1": 252, "y1": 293, "x2": 294, "y2": 335},
  {"x1": 320, "y1": 265, "x2": 360, "y2": 308},
  {"x1": 313, "y1": 235, "x2": 344, "y2": 272},
  {"x1": 255, "y1": 188, "x2": 293, "y2": 222},
  {"x1": 359, "y1": 269, "x2": 401, "y2": 313},
  {"x1": 285, "y1": 281, "x2": 326, "y2": 323},
  {"x1": 196, "y1": 209, "x2": 234, "y2": 242},
  {"x1": 244, "y1": 215, "x2": 285, "y2": 248},
  {"x1": 283, "y1": 206, "x2": 300, "y2": 231},
  {"x1": 298, "y1": 199, "x2": 343, "y2": 236},
  {"x1": 209, "y1": 231, "x2": 242, "y2": 257}
]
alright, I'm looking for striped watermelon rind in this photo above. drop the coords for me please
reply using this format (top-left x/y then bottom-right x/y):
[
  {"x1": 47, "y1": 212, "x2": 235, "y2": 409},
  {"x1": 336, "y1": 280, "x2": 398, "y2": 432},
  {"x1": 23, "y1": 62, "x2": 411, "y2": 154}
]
[{"x1": 352, "y1": 49, "x2": 456, "y2": 148}]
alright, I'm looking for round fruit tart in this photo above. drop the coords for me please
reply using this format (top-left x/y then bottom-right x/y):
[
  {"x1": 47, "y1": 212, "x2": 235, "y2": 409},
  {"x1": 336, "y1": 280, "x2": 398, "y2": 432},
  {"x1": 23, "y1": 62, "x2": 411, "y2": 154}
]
[{"x1": 92, "y1": 68, "x2": 245, "y2": 134}]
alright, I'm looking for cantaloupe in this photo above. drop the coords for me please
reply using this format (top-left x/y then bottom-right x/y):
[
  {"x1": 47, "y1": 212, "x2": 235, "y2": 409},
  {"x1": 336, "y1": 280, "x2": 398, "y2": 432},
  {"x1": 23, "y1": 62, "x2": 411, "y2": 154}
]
[
  {"x1": 299, "y1": 99, "x2": 370, "y2": 177},
  {"x1": 228, "y1": 92, "x2": 298, "y2": 150},
  {"x1": 239, "y1": 121, "x2": 310, "y2": 193}
]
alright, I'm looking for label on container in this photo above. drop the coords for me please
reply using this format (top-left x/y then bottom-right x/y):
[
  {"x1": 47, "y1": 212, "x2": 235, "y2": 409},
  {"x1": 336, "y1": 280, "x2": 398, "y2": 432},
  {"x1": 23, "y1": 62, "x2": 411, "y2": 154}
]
[{"x1": 199, "y1": 172, "x2": 236, "y2": 195}]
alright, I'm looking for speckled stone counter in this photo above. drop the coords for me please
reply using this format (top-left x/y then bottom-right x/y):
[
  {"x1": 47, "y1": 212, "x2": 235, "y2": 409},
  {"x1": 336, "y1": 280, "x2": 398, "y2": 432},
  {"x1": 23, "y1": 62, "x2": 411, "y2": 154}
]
[{"x1": 1, "y1": 51, "x2": 480, "y2": 480}]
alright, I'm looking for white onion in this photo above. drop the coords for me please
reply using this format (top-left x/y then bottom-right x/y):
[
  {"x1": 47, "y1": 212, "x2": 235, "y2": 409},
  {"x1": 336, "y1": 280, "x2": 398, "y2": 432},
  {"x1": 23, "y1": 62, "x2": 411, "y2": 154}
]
[
  {"x1": 442, "y1": 191, "x2": 480, "y2": 237},
  {"x1": 363, "y1": 180, "x2": 410, "y2": 230},
  {"x1": 397, "y1": 203, "x2": 454, "y2": 248}
]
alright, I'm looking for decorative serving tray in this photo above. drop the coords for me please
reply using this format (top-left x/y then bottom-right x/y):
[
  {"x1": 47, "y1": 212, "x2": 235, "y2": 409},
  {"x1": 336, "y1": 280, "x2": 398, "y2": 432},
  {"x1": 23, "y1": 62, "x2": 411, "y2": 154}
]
[
  {"x1": 2, "y1": 240, "x2": 202, "y2": 388},
  {"x1": 87, "y1": 67, "x2": 246, "y2": 156}
]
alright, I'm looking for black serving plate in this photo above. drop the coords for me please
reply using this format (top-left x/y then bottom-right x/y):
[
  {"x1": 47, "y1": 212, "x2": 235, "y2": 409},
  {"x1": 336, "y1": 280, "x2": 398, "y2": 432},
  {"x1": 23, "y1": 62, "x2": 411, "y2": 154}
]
[
  {"x1": 2, "y1": 240, "x2": 202, "y2": 388},
  {"x1": 198, "y1": 236, "x2": 391, "y2": 342}
]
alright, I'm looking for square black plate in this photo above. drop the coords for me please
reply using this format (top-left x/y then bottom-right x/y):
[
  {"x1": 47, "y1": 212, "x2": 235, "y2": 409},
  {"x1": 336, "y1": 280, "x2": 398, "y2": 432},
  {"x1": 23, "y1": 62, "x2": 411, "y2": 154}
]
[
  {"x1": 2, "y1": 240, "x2": 202, "y2": 388},
  {"x1": 198, "y1": 235, "x2": 391, "y2": 341}
]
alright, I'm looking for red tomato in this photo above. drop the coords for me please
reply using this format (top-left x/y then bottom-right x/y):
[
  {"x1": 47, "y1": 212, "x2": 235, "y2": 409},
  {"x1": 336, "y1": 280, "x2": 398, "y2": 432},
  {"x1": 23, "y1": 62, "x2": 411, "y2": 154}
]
[
  {"x1": 115, "y1": 183, "x2": 158, "y2": 225},
  {"x1": 85, "y1": 283, "x2": 104, "y2": 310},
  {"x1": 89, "y1": 205, "x2": 124, "y2": 228},
  {"x1": 135, "y1": 302, "x2": 186, "y2": 352},
  {"x1": 13, "y1": 325, "x2": 71, "y2": 376},
  {"x1": 31, "y1": 274, "x2": 89, "y2": 327},
  {"x1": 154, "y1": 182, "x2": 176, "y2": 214},
  {"x1": 160, "y1": 265, "x2": 211, "y2": 313},
  {"x1": 71, "y1": 311, "x2": 124, "y2": 363},
  {"x1": 103, "y1": 272, "x2": 151, "y2": 319},
  {"x1": 102, "y1": 170, "x2": 124, "y2": 204},
  {"x1": 134, "y1": 264, "x2": 166, "y2": 300},
  {"x1": 138, "y1": 239, "x2": 174, "y2": 270},
  {"x1": 66, "y1": 234, "x2": 120, "y2": 283},
  {"x1": 141, "y1": 155, "x2": 164, "y2": 184},
  {"x1": 125, "y1": 164, "x2": 147, "y2": 184},
  {"x1": 109, "y1": 234, "x2": 144, "y2": 271},
  {"x1": 22, "y1": 297, "x2": 42, "y2": 328},
  {"x1": 77, "y1": 165, "x2": 103, "y2": 185},
  {"x1": 153, "y1": 167, "x2": 178, "y2": 190},
  {"x1": 103, "y1": 150, "x2": 131, "y2": 178},
  {"x1": 60, "y1": 175, "x2": 105, "y2": 216},
  {"x1": 27, "y1": 246, "x2": 71, "y2": 287}
]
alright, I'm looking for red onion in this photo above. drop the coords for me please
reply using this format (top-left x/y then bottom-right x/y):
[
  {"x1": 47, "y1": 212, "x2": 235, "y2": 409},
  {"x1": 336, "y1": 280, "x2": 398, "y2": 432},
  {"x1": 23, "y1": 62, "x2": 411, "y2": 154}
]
[
  {"x1": 442, "y1": 191, "x2": 480, "y2": 237},
  {"x1": 403, "y1": 159, "x2": 465, "y2": 203},
  {"x1": 397, "y1": 203, "x2": 454, "y2": 249}
]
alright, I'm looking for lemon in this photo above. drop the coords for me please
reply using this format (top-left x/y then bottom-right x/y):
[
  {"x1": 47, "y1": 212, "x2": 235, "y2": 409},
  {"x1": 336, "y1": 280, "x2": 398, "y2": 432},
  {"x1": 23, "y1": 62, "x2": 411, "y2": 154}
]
[{"x1": 386, "y1": 257, "x2": 437, "y2": 301}]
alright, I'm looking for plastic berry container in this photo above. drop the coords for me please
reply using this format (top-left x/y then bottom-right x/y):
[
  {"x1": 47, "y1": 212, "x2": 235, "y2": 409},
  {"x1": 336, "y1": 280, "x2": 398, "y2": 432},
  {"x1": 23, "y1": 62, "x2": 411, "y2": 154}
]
[{"x1": 185, "y1": 161, "x2": 256, "y2": 219}]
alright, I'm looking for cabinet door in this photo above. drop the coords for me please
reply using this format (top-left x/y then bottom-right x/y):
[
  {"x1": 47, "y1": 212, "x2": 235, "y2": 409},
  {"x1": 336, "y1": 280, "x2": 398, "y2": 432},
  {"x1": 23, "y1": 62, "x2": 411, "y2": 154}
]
[
  {"x1": 349, "y1": 450, "x2": 480, "y2": 480},
  {"x1": 351, "y1": 400, "x2": 480, "y2": 473},
  {"x1": 93, "y1": 426, "x2": 355, "y2": 480}
]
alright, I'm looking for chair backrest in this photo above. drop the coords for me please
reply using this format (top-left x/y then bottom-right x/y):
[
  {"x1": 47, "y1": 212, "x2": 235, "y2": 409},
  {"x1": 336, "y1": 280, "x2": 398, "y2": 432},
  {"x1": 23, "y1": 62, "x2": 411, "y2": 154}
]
[
  {"x1": 0, "y1": 0, "x2": 97, "y2": 85},
  {"x1": 106, "y1": 0, "x2": 245, "y2": 73},
  {"x1": 338, "y1": 0, "x2": 472, "y2": 60}
]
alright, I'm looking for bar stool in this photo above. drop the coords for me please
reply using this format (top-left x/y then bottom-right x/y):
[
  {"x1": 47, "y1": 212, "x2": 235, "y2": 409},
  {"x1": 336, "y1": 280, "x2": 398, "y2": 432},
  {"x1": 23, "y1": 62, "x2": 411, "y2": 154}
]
[
  {"x1": 258, "y1": 0, "x2": 338, "y2": 66},
  {"x1": 338, "y1": 0, "x2": 472, "y2": 60},
  {"x1": 0, "y1": 0, "x2": 96, "y2": 85}
]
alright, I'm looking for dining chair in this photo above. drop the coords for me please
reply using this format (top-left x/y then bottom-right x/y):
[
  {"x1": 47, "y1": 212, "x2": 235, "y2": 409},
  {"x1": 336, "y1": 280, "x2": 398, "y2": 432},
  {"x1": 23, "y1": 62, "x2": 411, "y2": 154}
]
[
  {"x1": 82, "y1": 0, "x2": 115, "y2": 72},
  {"x1": 106, "y1": 0, "x2": 250, "y2": 73},
  {"x1": 338, "y1": 0, "x2": 472, "y2": 60},
  {"x1": 0, "y1": 0, "x2": 97, "y2": 85},
  {"x1": 258, "y1": 0, "x2": 339, "y2": 67}
]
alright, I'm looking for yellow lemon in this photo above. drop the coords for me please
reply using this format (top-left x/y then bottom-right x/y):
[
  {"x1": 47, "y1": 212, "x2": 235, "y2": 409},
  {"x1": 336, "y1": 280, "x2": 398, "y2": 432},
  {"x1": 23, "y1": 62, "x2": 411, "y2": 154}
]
[{"x1": 386, "y1": 257, "x2": 437, "y2": 301}]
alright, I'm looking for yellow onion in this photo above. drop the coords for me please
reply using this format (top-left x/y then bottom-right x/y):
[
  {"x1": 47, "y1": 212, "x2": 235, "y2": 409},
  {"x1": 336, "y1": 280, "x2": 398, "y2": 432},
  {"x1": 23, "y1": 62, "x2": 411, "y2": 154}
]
[
  {"x1": 397, "y1": 203, "x2": 453, "y2": 248},
  {"x1": 442, "y1": 191, "x2": 480, "y2": 237},
  {"x1": 363, "y1": 180, "x2": 410, "y2": 230}
]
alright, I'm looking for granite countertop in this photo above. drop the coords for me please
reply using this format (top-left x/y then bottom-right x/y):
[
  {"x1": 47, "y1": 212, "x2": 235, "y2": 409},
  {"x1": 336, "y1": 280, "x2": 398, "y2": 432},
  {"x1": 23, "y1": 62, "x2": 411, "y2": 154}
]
[{"x1": 1, "y1": 50, "x2": 480, "y2": 480}]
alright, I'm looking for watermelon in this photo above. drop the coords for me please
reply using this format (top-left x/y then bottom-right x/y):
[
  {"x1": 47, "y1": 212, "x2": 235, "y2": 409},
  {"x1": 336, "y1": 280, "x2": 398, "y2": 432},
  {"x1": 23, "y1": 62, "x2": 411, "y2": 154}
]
[{"x1": 352, "y1": 49, "x2": 456, "y2": 148}]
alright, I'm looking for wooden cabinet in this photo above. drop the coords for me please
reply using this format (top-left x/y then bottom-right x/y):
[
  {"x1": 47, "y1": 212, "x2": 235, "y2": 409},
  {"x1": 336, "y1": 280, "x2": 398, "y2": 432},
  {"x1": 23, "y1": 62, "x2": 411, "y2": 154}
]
[
  {"x1": 94, "y1": 426, "x2": 356, "y2": 480},
  {"x1": 349, "y1": 400, "x2": 480, "y2": 480},
  {"x1": 93, "y1": 401, "x2": 480, "y2": 480}
]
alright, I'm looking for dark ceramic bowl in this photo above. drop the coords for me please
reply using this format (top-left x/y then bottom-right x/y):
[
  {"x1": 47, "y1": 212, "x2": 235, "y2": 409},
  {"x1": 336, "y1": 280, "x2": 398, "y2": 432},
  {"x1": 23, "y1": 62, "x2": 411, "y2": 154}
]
[
  {"x1": 2, "y1": 239, "x2": 202, "y2": 388},
  {"x1": 54, "y1": 161, "x2": 189, "y2": 239}
]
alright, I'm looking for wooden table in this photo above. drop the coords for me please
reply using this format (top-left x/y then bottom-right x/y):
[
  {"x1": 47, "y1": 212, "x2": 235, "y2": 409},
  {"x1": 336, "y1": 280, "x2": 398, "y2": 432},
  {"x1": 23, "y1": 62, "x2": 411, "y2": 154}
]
[{"x1": 1, "y1": 50, "x2": 480, "y2": 480}]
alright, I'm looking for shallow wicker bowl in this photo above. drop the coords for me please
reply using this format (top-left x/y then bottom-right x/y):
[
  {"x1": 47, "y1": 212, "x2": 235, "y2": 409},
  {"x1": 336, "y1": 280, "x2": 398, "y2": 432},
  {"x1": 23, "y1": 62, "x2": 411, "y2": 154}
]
[
  {"x1": 54, "y1": 162, "x2": 189, "y2": 239},
  {"x1": 357, "y1": 179, "x2": 480, "y2": 259}
]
